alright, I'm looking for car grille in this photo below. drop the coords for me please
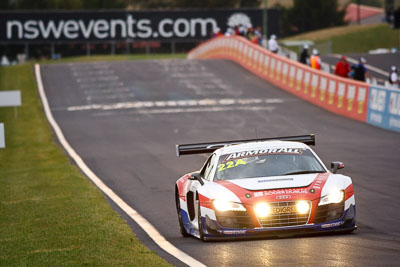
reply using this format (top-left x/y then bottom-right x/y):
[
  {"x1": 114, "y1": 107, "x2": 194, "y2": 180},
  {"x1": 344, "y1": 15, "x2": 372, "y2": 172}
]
[
  {"x1": 257, "y1": 201, "x2": 310, "y2": 228},
  {"x1": 215, "y1": 210, "x2": 254, "y2": 229},
  {"x1": 313, "y1": 202, "x2": 344, "y2": 224}
]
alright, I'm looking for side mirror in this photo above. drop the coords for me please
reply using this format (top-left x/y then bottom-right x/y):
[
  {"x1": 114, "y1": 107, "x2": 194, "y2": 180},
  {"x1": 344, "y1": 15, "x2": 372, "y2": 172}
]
[
  {"x1": 189, "y1": 172, "x2": 204, "y2": 185},
  {"x1": 331, "y1": 161, "x2": 344, "y2": 174}
]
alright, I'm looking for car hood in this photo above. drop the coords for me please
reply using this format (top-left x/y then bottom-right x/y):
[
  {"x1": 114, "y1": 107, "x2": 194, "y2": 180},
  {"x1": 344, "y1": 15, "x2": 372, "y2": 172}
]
[{"x1": 227, "y1": 174, "x2": 319, "y2": 190}]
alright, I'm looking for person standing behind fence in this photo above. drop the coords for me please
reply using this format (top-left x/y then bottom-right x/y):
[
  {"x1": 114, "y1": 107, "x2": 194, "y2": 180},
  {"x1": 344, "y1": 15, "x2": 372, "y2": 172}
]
[
  {"x1": 255, "y1": 26, "x2": 262, "y2": 45},
  {"x1": 353, "y1": 57, "x2": 369, "y2": 82},
  {"x1": 389, "y1": 66, "x2": 399, "y2": 89},
  {"x1": 268, "y1": 34, "x2": 279, "y2": 54},
  {"x1": 299, "y1": 44, "x2": 309, "y2": 65},
  {"x1": 310, "y1": 49, "x2": 321, "y2": 70},
  {"x1": 334, "y1": 56, "x2": 351, "y2": 78}
]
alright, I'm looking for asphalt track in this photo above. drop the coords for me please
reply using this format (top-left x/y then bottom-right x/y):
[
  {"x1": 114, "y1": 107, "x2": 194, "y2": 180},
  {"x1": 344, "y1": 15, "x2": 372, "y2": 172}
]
[{"x1": 41, "y1": 59, "x2": 400, "y2": 266}]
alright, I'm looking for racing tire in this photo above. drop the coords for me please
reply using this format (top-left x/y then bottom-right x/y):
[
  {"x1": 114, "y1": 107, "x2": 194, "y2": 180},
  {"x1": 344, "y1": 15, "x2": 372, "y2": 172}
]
[
  {"x1": 176, "y1": 191, "x2": 190, "y2": 237},
  {"x1": 197, "y1": 194, "x2": 206, "y2": 242}
]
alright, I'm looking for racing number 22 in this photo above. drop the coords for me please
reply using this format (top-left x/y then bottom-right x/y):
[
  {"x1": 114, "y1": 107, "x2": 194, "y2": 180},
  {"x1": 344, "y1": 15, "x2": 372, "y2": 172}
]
[{"x1": 218, "y1": 159, "x2": 246, "y2": 172}]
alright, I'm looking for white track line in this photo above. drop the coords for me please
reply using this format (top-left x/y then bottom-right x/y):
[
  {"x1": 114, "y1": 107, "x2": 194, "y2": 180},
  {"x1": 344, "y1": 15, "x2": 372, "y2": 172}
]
[{"x1": 34, "y1": 64, "x2": 206, "y2": 267}]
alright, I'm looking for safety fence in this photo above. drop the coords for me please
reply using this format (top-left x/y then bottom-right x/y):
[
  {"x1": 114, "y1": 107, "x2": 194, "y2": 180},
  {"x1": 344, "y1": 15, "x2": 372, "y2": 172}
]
[{"x1": 188, "y1": 36, "x2": 400, "y2": 133}]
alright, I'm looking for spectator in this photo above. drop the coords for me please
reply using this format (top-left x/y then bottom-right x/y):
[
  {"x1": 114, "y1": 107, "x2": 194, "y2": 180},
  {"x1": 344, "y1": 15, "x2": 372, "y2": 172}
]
[
  {"x1": 268, "y1": 34, "x2": 279, "y2": 53},
  {"x1": 334, "y1": 56, "x2": 351, "y2": 78},
  {"x1": 234, "y1": 26, "x2": 240, "y2": 36},
  {"x1": 389, "y1": 66, "x2": 399, "y2": 89},
  {"x1": 310, "y1": 49, "x2": 321, "y2": 70},
  {"x1": 239, "y1": 24, "x2": 247, "y2": 36},
  {"x1": 353, "y1": 57, "x2": 369, "y2": 82},
  {"x1": 299, "y1": 44, "x2": 309, "y2": 65},
  {"x1": 225, "y1": 28, "x2": 235, "y2": 36},
  {"x1": 246, "y1": 27, "x2": 258, "y2": 44},
  {"x1": 254, "y1": 26, "x2": 262, "y2": 45}
]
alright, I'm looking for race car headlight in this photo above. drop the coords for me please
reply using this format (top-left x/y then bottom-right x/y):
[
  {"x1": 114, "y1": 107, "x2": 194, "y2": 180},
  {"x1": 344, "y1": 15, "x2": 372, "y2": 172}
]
[
  {"x1": 319, "y1": 189, "x2": 345, "y2": 206},
  {"x1": 213, "y1": 199, "x2": 246, "y2": 212},
  {"x1": 254, "y1": 203, "x2": 271, "y2": 218},
  {"x1": 296, "y1": 200, "x2": 310, "y2": 214}
]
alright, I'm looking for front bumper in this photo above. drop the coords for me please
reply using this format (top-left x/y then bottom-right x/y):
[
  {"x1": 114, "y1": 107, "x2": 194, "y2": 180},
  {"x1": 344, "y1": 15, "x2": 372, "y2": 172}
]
[{"x1": 201, "y1": 204, "x2": 356, "y2": 240}]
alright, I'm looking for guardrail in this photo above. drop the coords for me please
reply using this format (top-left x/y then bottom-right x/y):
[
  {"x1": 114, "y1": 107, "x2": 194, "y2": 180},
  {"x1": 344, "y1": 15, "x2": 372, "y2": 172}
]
[{"x1": 188, "y1": 36, "x2": 399, "y2": 133}]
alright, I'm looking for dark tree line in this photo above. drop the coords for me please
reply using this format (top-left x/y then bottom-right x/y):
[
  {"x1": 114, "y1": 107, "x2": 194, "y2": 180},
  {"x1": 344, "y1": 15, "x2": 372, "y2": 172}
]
[
  {"x1": 277, "y1": 0, "x2": 347, "y2": 37},
  {"x1": 0, "y1": 0, "x2": 261, "y2": 10}
]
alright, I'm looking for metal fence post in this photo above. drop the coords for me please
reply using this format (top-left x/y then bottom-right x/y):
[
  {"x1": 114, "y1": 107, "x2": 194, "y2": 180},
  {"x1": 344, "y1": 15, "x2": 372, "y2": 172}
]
[
  {"x1": 111, "y1": 41, "x2": 115, "y2": 55},
  {"x1": 51, "y1": 43, "x2": 55, "y2": 58},
  {"x1": 25, "y1": 43, "x2": 29, "y2": 59},
  {"x1": 171, "y1": 41, "x2": 176, "y2": 54},
  {"x1": 86, "y1": 42, "x2": 91, "y2": 56}
]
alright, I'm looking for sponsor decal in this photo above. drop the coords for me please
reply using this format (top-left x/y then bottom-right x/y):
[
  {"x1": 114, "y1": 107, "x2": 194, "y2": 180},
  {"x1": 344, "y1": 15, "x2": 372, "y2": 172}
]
[
  {"x1": 254, "y1": 192, "x2": 263, "y2": 197},
  {"x1": 276, "y1": 195, "x2": 291, "y2": 200},
  {"x1": 257, "y1": 178, "x2": 294, "y2": 183},
  {"x1": 271, "y1": 206, "x2": 296, "y2": 214},
  {"x1": 225, "y1": 148, "x2": 302, "y2": 161},
  {"x1": 370, "y1": 88, "x2": 386, "y2": 112},
  {"x1": 218, "y1": 159, "x2": 247, "y2": 172},
  {"x1": 321, "y1": 221, "x2": 343, "y2": 228},
  {"x1": 223, "y1": 229, "x2": 247, "y2": 235},
  {"x1": 367, "y1": 86, "x2": 400, "y2": 132},
  {"x1": 312, "y1": 174, "x2": 325, "y2": 189},
  {"x1": 254, "y1": 188, "x2": 308, "y2": 197}
]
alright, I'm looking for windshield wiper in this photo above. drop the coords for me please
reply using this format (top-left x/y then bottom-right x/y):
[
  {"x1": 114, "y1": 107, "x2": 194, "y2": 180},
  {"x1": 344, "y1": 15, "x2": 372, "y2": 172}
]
[{"x1": 283, "y1": 170, "x2": 326, "y2": 175}]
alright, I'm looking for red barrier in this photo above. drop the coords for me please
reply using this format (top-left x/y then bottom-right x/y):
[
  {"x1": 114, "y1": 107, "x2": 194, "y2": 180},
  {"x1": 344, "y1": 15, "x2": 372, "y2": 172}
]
[{"x1": 188, "y1": 36, "x2": 368, "y2": 122}]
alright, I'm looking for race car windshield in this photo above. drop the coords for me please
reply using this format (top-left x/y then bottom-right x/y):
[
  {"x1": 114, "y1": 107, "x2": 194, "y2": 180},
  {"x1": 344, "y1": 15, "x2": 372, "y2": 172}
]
[{"x1": 214, "y1": 148, "x2": 326, "y2": 181}]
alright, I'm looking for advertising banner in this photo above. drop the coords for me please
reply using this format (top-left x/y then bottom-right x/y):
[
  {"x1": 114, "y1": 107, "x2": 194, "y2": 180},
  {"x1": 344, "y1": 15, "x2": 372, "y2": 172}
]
[
  {"x1": 367, "y1": 86, "x2": 400, "y2": 132},
  {"x1": 0, "y1": 9, "x2": 278, "y2": 43}
]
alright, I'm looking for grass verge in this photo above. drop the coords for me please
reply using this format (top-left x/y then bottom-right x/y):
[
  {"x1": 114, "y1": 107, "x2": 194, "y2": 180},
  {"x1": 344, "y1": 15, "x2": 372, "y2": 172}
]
[
  {"x1": 0, "y1": 56, "x2": 178, "y2": 266},
  {"x1": 283, "y1": 23, "x2": 399, "y2": 54}
]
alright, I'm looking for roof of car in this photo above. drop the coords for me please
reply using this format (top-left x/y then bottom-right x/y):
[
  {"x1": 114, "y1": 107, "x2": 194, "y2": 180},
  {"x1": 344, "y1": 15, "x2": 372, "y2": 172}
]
[{"x1": 217, "y1": 140, "x2": 309, "y2": 155}]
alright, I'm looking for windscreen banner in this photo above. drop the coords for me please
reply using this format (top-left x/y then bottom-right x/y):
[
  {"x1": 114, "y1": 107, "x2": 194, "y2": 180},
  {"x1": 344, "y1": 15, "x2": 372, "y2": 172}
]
[
  {"x1": 367, "y1": 85, "x2": 400, "y2": 132},
  {"x1": 0, "y1": 9, "x2": 279, "y2": 43}
]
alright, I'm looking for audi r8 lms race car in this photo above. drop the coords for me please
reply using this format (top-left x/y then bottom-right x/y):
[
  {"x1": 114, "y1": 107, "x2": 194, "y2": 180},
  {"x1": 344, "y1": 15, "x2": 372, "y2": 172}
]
[{"x1": 175, "y1": 135, "x2": 356, "y2": 241}]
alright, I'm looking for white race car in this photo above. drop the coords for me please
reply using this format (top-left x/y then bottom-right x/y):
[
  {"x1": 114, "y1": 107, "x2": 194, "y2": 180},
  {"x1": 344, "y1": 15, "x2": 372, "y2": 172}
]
[{"x1": 175, "y1": 135, "x2": 356, "y2": 241}]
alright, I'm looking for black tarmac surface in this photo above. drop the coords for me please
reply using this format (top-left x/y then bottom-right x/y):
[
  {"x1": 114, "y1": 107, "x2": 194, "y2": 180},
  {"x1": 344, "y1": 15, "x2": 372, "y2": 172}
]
[{"x1": 41, "y1": 59, "x2": 400, "y2": 266}]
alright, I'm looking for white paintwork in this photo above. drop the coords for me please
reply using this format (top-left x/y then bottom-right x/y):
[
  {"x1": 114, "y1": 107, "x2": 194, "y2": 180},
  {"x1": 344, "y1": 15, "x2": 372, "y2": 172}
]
[
  {"x1": 320, "y1": 174, "x2": 352, "y2": 198},
  {"x1": 229, "y1": 174, "x2": 317, "y2": 191}
]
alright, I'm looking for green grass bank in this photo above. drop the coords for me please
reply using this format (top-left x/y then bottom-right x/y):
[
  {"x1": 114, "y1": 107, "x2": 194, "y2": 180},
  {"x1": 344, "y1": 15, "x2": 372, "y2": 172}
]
[
  {"x1": 283, "y1": 23, "x2": 399, "y2": 54},
  {"x1": 0, "y1": 54, "x2": 181, "y2": 266}
]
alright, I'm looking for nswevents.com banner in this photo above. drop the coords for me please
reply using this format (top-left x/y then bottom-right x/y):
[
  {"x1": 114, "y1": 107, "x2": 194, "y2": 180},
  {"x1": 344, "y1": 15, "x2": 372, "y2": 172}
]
[{"x1": 0, "y1": 9, "x2": 279, "y2": 42}]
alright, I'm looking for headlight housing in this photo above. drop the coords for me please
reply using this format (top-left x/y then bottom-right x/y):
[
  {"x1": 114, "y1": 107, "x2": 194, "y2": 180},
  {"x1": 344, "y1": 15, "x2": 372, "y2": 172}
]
[
  {"x1": 213, "y1": 199, "x2": 246, "y2": 212},
  {"x1": 296, "y1": 200, "x2": 310, "y2": 214},
  {"x1": 254, "y1": 202, "x2": 271, "y2": 218},
  {"x1": 319, "y1": 189, "x2": 345, "y2": 206}
]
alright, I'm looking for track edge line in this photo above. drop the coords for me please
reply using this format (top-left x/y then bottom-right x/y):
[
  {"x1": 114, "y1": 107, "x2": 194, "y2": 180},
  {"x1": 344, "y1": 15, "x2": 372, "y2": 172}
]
[{"x1": 34, "y1": 63, "x2": 206, "y2": 267}]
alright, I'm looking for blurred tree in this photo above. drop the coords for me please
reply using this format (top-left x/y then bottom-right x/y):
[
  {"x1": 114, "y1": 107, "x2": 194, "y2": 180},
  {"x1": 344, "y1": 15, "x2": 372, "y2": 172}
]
[
  {"x1": 1, "y1": 0, "x2": 125, "y2": 10},
  {"x1": 351, "y1": 0, "x2": 383, "y2": 8},
  {"x1": 1, "y1": 0, "x2": 260, "y2": 10},
  {"x1": 140, "y1": 0, "x2": 261, "y2": 9},
  {"x1": 277, "y1": 0, "x2": 347, "y2": 36}
]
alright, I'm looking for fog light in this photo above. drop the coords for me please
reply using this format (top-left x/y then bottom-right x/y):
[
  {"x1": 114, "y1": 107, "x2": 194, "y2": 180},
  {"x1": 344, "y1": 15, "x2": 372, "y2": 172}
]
[
  {"x1": 296, "y1": 201, "x2": 310, "y2": 214},
  {"x1": 255, "y1": 203, "x2": 270, "y2": 218}
]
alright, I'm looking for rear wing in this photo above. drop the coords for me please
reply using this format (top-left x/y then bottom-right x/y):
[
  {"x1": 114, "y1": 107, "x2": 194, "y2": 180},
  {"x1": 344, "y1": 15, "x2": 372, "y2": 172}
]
[{"x1": 176, "y1": 134, "x2": 315, "y2": 157}]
